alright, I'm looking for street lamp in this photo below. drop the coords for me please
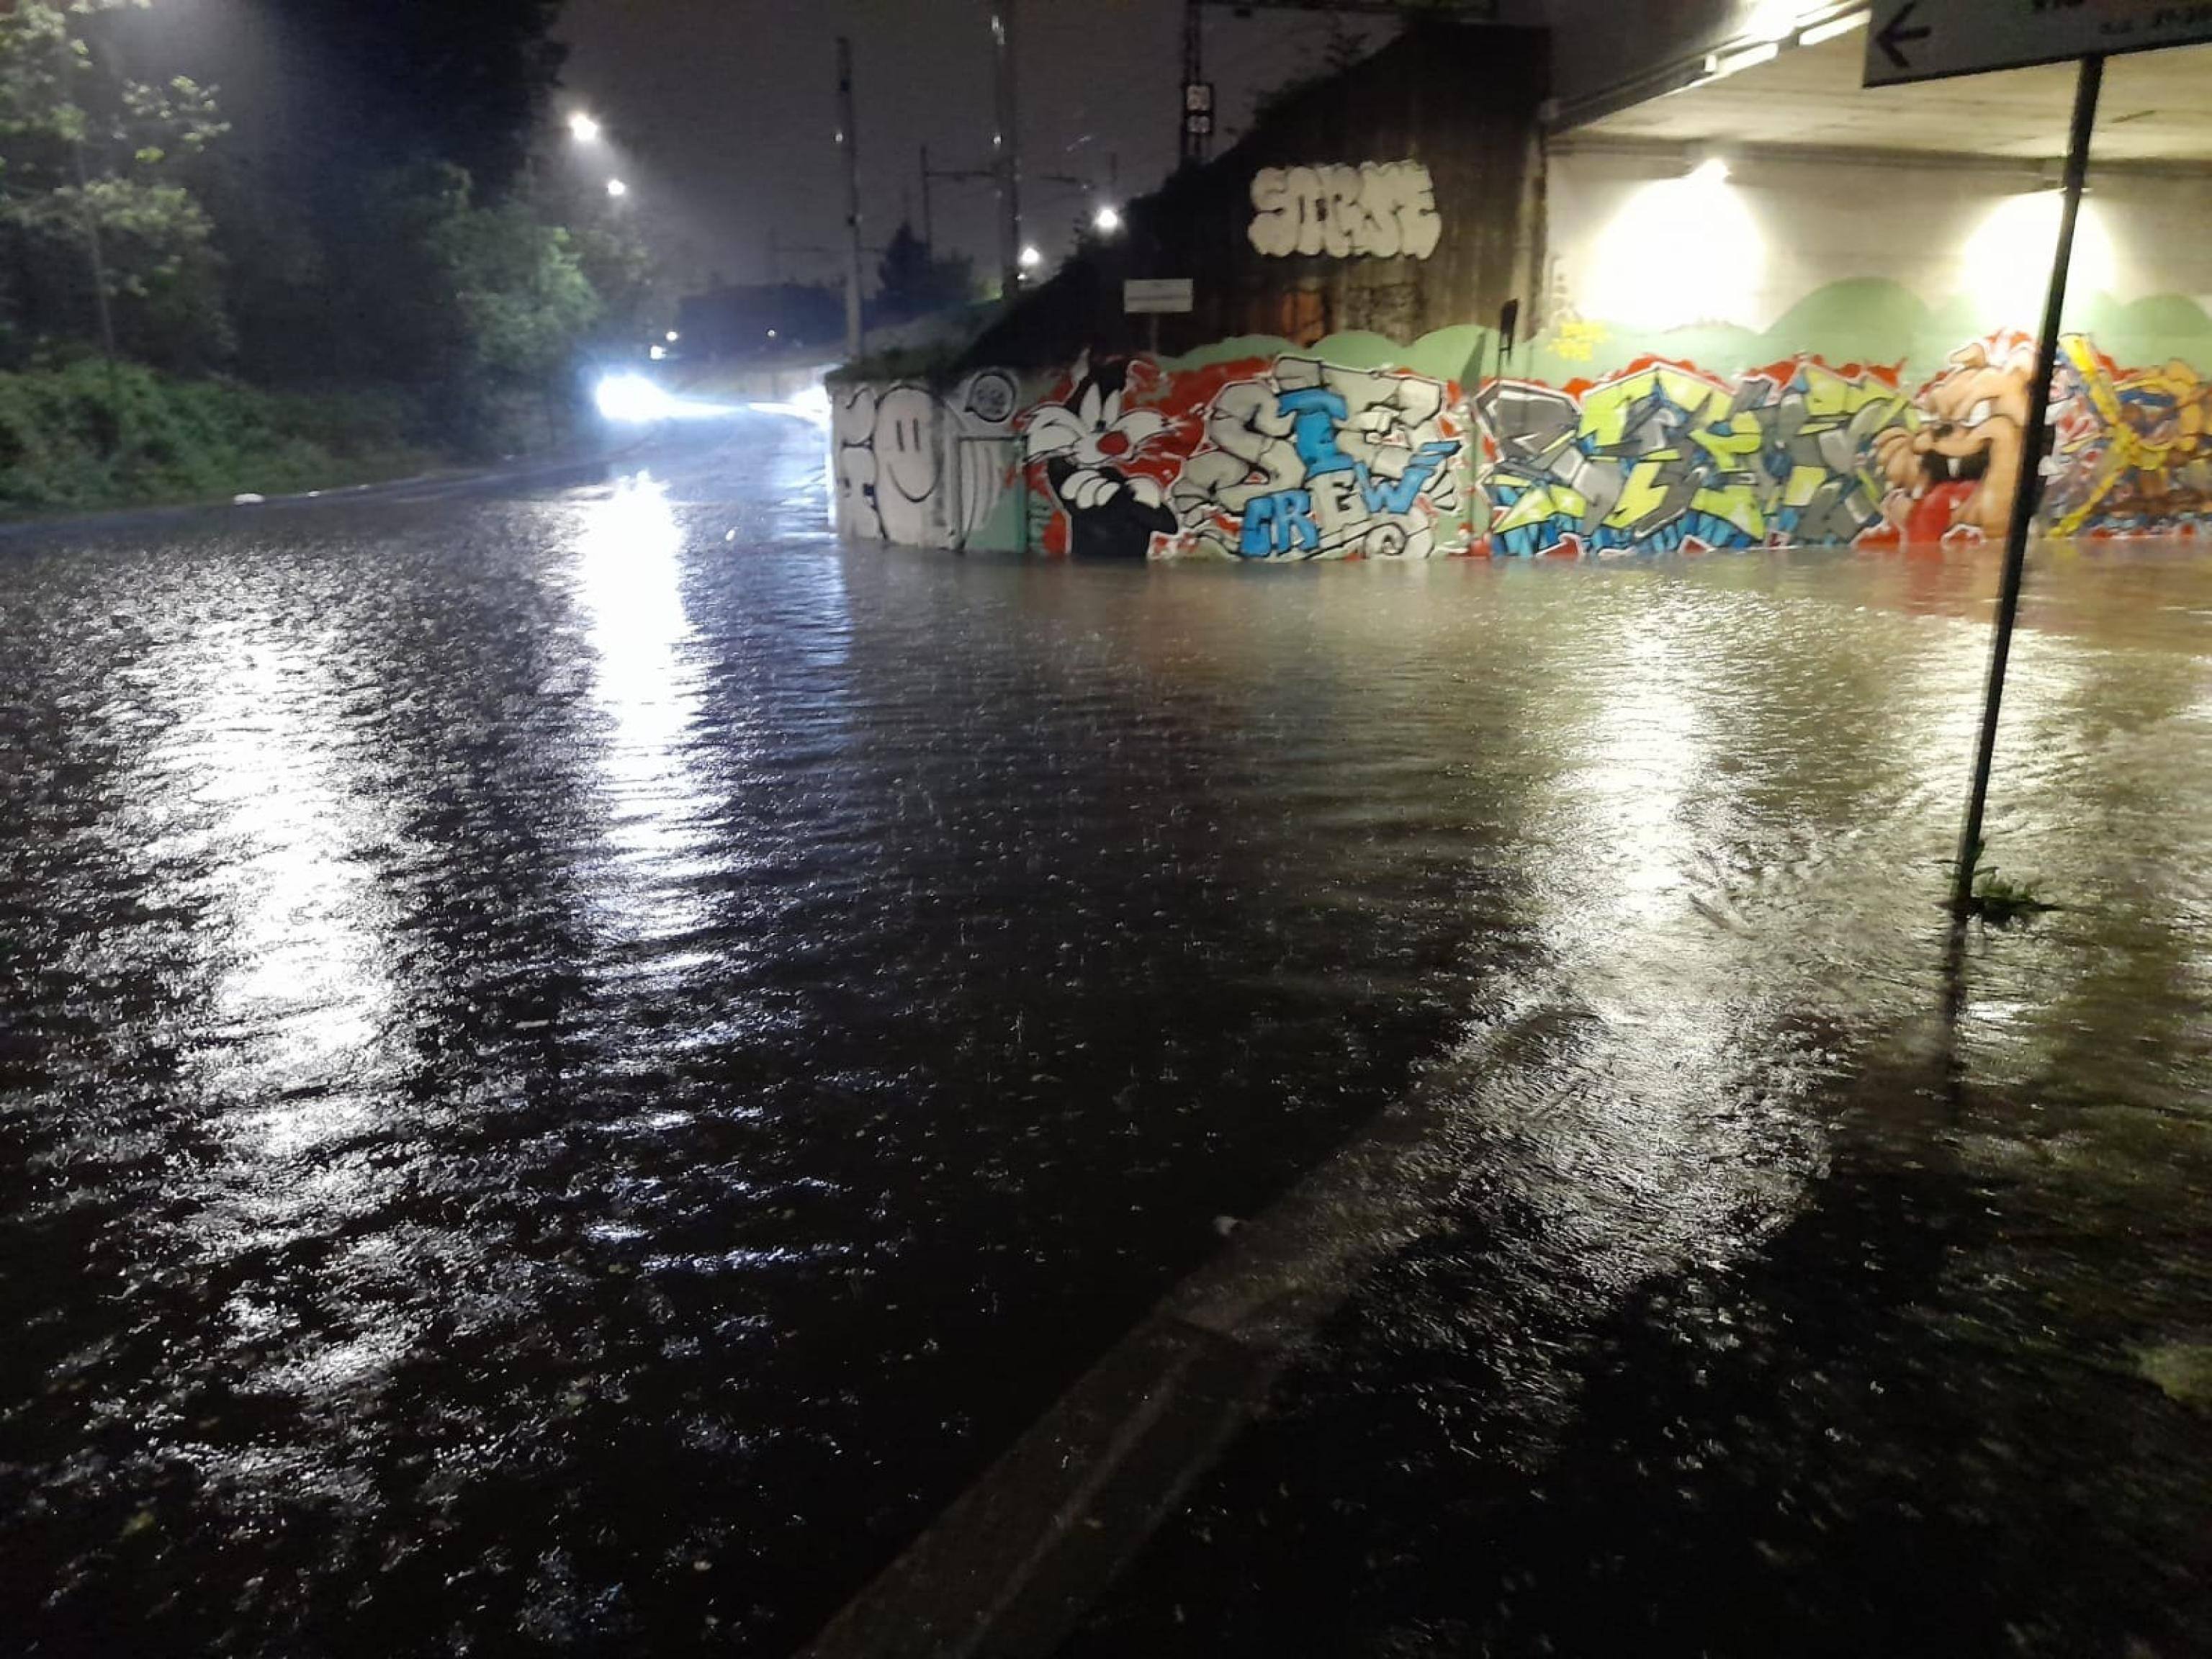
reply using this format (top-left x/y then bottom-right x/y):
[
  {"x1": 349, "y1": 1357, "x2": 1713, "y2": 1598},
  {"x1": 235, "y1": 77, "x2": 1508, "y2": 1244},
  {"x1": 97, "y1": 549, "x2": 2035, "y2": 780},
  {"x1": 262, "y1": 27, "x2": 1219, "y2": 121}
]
[
  {"x1": 1018, "y1": 244, "x2": 1043, "y2": 271},
  {"x1": 606, "y1": 178, "x2": 629, "y2": 199},
  {"x1": 1092, "y1": 204, "x2": 1123, "y2": 235},
  {"x1": 666, "y1": 330, "x2": 680, "y2": 343},
  {"x1": 568, "y1": 111, "x2": 603, "y2": 143}
]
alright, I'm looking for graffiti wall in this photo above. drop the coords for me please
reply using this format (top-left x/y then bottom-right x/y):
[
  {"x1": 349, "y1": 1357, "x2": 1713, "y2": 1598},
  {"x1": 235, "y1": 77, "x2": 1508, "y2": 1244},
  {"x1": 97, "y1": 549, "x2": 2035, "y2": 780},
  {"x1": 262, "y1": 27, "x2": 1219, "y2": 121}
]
[
  {"x1": 2049, "y1": 338, "x2": 2212, "y2": 537},
  {"x1": 1247, "y1": 162, "x2": 1444, "y2": 261},
  {"x1": 832, "y1": 369, "x2": 1020, "y2": 548},
  {"x1": 1480, "y1": 354, "x2": 1912, "y2": 556},
  {"x1": 1015, "y1": 351, "x2": 1466, "y2": 560},
  {"x1": 1481, "y1": 332, "x2": 2212, "y2": 554},
  {"x1": 832, "y1": 322, "x2": 2212, "y2": 559},
  {"x1": 1174, "y1": 356, "x2": 1463, "y2": 558}
]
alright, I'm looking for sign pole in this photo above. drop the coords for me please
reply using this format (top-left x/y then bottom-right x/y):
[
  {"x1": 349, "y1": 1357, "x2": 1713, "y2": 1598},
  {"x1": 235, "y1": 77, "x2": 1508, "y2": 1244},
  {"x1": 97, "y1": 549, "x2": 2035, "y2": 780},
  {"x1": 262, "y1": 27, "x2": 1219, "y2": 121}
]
[
  {"x1": 1457, "y1": 331, "x2": 1488, "y2": 554},
  {"x1": 1950, "y1": 53, "x2": 2103, "y2": 915}
]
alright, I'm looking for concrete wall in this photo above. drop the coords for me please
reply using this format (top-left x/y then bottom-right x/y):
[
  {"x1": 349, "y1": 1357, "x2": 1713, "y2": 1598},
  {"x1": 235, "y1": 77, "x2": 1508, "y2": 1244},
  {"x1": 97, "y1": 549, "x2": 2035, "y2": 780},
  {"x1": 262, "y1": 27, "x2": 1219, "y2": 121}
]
[
  {"x1": 1543, "y1": 0, "x2": 1855, "y2": 126},
  {"x1": 835, "y1": 23, "x2": 1553, "y2": 562},
  {"x1": 831, "y1": 369, "x2": 1032, "y2": 552},
  {"x1": 966, "y1": 24, "x2": 1549, "y2": 366},
  {"x1": 1489, "y1": 145, "x2": 2212, "y2": 551},
  {"x1": 832, "y1": 30, "x2": 2212, "y2": 562},
  {"x1": 1547, "y1": 147, "x2": 2212, "y2": 338}
]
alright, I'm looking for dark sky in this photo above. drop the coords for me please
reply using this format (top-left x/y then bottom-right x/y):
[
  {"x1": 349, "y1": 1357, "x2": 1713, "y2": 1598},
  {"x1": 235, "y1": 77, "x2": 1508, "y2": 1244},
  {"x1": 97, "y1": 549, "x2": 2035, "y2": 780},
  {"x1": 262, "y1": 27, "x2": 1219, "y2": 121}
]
[{"x1": 554, "y1": 0, "x2": 1395, "y2": 294}]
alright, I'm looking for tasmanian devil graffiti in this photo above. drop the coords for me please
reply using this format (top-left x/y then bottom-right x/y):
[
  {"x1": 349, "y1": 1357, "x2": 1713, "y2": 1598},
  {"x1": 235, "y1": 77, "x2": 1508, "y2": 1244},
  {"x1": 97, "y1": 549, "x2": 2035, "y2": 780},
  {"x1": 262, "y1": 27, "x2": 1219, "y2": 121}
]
[
  {"x1": 1022, "y1": 356, "x2": 1178, "y2": 559},
  {"x1": 1873, "y1": 336, "x2": 2036, "y2": 541}
]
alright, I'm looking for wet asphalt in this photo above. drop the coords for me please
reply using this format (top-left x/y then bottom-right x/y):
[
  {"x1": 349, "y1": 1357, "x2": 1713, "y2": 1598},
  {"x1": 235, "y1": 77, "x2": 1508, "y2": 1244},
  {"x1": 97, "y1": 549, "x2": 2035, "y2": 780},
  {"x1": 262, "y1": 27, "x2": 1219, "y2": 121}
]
[{"x1": 3, "y1": 412, "x2": 2208, "y2": 1657}]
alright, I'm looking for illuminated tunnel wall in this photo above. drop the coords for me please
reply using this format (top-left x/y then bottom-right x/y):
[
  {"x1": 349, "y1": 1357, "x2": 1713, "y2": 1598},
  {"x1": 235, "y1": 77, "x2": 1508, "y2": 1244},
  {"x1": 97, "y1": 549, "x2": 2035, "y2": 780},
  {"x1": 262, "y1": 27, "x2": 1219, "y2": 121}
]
[
  {"x1": 832, "y1": 142, "x2": 2212, "y2": 559},
  {"x1": 1523, "y1": 146, "x2": 2212, "y2": 554}
]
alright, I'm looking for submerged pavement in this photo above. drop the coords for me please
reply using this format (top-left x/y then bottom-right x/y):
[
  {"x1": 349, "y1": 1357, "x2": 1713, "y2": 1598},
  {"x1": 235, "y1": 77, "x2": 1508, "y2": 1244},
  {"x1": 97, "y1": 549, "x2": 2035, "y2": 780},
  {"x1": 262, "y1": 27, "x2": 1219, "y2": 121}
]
[{"x1": 2, "y1": 411, "x2": 2208, "y2": 1655}]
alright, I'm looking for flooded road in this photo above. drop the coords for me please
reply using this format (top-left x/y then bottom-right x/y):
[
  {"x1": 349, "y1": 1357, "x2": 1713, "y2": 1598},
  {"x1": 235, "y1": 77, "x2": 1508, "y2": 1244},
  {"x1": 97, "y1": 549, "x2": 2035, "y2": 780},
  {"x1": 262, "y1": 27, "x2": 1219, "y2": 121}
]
[{"x1": 4, "y1": 413, "x2": 2208, "y2": 1656}]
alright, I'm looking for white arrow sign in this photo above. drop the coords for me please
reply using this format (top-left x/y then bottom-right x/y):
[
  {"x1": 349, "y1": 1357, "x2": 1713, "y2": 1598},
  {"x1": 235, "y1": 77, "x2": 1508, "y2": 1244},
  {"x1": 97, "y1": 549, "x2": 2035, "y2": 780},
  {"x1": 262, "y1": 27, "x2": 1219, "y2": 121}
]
[{"x1": 1866, "y1": 0, "x2": 2212, "y2": 88}]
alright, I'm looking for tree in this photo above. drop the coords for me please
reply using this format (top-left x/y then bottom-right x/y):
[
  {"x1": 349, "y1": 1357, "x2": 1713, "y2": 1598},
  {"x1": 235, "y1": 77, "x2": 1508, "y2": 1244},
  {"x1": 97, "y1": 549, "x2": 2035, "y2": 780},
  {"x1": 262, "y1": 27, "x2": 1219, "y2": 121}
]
[
  {"x1": 874, "y1": 221, "x2": 977, "y2": 323},
  {"x1": 434, "y1": 195, "x2": 601, "y2": 393},
  {"x1": 565, "y1": 214, "x2": 657, "y2": 358},
  {"x1": 0, "y1": 0, "x2": 230, "y2": 369},
  {"x1": 316, "y1": 164, "x2": 598, "y2": 444},
  {"x1": 259, "y1": 0, "x2": 565, "y2": 194},
  {"x1": 1252, "y1": 17, "x2": 1388, "y2": 125}
]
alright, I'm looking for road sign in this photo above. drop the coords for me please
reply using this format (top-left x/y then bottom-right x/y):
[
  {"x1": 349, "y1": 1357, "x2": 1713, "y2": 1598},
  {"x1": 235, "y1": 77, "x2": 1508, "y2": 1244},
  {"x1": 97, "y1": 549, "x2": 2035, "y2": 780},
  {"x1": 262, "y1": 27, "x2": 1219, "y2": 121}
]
[
  {"x1": 1124, "y1": 279, "x2": 1194, "y2": 315},
  {"x1": 1866, "y1": 0, "x2": 2212, "y2": 88}
]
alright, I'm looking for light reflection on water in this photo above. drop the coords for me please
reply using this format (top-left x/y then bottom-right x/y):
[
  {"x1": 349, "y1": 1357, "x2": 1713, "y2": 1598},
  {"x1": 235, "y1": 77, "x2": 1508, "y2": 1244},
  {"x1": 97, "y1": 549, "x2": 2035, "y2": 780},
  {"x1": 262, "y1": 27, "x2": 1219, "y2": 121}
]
[
  {"x1": 1069, "y1": 553, "x2": 2212, "y2": 1659},
  {"x1": 71, "y1": 577, "x2": 429, "y2": 1506},
  {"x1": 1, "y1": 418, "x2": 2209, "y2": 1656},
  {"x1": 171, "y1": 627, "x2": 397, "y2": 1105},
  {"x1": 571, "y1": 471, "x2": 717, "y2": 972}
]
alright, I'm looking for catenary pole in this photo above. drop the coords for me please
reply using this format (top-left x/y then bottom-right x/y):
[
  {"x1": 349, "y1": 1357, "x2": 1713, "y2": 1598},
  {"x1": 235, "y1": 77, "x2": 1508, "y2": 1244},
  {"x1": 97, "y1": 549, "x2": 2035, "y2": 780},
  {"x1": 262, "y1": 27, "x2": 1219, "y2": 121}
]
[
  {"x1": 837, "y1": 37, "x2": 865, "y2": 360},
  {"x1": 920, "y1": 144, "x2": 935, "y2": 250},
  {"x1": 991, "y1": 0, "x2": 1022, "y2": 300}
]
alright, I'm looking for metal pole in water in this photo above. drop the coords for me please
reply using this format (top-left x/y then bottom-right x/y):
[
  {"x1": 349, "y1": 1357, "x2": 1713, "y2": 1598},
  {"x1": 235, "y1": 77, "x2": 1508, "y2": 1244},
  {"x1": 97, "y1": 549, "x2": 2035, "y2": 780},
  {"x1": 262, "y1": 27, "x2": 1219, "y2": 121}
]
[{"x1": 1951, "y1": 53, "x2": 2102, "y2": 916}]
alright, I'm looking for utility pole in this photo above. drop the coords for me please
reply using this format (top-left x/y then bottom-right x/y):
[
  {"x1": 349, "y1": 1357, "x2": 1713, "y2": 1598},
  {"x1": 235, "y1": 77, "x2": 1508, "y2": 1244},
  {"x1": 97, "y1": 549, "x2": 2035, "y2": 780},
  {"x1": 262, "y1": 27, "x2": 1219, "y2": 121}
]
[
  {"x1": 1179, "y1": 0, "x2": 1210, "y2": 168},
  {"x1": 920, "y1": 144, "x2": 935, "y2": 250},
  {"x1": 835, "y1": 37, "x2": 866, "y2": 360},
  {"x1": 990, "y1": 0, "x2": 1022, "y2": 300}
]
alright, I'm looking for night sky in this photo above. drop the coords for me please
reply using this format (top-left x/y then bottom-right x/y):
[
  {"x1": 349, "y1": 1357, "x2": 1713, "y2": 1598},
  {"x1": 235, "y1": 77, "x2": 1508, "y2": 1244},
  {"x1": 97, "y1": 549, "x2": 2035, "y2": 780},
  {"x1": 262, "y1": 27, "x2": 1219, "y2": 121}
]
[{"x1": 555, "y1": 0, "x2": 1395, "y2": 294}]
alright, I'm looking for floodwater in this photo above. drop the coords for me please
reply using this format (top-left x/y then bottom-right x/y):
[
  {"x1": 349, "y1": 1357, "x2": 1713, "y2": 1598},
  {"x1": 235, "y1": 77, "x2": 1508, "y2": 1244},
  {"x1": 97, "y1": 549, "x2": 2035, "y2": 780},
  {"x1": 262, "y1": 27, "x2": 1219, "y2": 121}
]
[{"x1": 2, "y1": 413, "x2": 2208, "y2": 1658}]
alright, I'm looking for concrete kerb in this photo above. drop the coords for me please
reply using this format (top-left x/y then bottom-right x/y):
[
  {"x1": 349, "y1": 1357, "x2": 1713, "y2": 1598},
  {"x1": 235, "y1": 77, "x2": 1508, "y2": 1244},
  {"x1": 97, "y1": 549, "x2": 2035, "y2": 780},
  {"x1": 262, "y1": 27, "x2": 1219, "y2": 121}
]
[{"x1": 798, "y1": 992, "x2": 1552, "y2": 1659}]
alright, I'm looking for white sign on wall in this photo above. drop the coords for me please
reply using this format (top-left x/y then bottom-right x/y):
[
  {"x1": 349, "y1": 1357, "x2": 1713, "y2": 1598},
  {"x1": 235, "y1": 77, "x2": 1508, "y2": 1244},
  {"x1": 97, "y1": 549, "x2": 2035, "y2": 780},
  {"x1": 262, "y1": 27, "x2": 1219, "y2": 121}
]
[
  {"x1": 1247, "y1": 161, "x2": 1443, "y2": 261},
  {"x1": 1866, "y1": 0, "x2": 2212, "y2": 88},
  {"x1": 1124, "y1": 279, "x2": 1195, "y2": 315}
]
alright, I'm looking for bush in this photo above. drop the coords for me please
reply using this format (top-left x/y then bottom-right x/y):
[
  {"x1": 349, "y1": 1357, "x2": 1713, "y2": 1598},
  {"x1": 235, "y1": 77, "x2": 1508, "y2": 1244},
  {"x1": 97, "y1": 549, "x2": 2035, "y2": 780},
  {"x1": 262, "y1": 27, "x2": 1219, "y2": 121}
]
[
  {"x1": 825, "y1": 342, "x2": 970, "y2": 389},
  {"x1": 0, "y1": 358, "x2": 437, "y2": 511}
]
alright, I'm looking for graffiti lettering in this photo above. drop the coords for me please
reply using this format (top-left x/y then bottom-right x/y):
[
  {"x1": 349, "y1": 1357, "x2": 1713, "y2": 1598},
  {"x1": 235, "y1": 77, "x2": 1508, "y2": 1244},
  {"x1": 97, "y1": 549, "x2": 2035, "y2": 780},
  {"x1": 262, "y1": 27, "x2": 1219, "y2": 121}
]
[
  {"x1": 1172, "y1": 357, "x2": 1462, "y2": 559},
  {"x1": 1248, "y1": 162, "x2": 1442, "y2": 261},
  {"x1": 1480, "y1": 357, "x2": 1912, "y2": 556},
  {"x1": 2049, "y1": 336, "x2": 2212, "y2": 535},
  {"x1": 833, "y1": 374, "x2": 1013, "y2": 547},
  {"x1": 845, "y1": 331, "x2": 2212, "y2": 558},
  {"x1": 1243, "y1": 490, "x2": 1318, "y2": 557}
]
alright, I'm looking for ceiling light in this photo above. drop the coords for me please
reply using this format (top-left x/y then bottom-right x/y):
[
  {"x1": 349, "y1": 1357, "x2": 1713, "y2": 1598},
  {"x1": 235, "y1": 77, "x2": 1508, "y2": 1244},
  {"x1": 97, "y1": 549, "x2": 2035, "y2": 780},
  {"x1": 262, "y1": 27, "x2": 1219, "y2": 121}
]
[
  {"x1": 1705, "y1": 42, "x2": 1781, "y2": 78},
  {"x1": 1744, "y1": 0, "x2": 1802, "y2": 42},
  {"x1": 1798, "y1": 9, "x2": 1871, "y2": 48}
]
